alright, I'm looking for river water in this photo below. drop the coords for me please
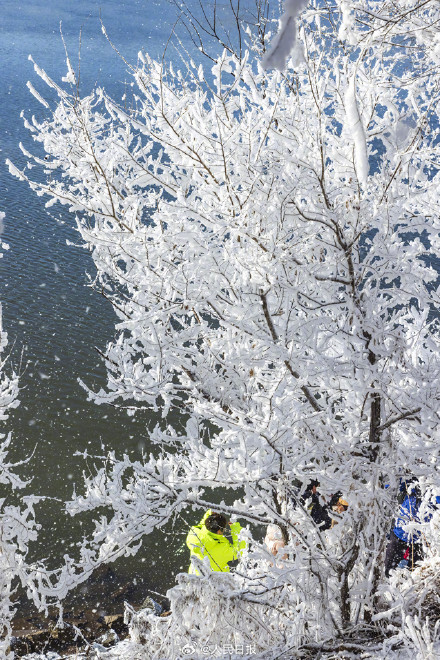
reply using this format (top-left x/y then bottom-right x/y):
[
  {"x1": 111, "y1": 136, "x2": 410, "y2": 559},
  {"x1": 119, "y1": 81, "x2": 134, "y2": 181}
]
[{"x1": 1, "y1": 0, "x2": 237, "y2": 606}]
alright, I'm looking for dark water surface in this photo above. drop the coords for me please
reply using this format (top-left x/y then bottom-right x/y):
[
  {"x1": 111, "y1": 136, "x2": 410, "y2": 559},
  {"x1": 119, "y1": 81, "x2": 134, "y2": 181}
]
[{"x1": 0, "y1": 0, "x2": 211, "y2": 604}]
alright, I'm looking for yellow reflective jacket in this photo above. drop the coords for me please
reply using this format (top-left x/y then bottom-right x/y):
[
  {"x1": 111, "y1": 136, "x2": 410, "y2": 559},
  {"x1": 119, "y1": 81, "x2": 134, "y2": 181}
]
[{"x1": 186, "y1": 510, "x2": 246, "y2": 574}]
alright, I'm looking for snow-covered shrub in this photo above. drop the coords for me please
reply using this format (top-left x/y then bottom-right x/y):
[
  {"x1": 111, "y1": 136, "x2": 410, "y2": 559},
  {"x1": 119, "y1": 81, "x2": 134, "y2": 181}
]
[
  {"x1": 373, "y1": 494, "x2": 440, "y2": 657},
  {"x1": 380, "y1": 534, "x2": 440, "y2": 629},
  {"x1": 95, "y1": 571, "x2": 304, "y2": 660},
  {"x1": 378, "y1": 565, "x2": 440, "y2": 659}
]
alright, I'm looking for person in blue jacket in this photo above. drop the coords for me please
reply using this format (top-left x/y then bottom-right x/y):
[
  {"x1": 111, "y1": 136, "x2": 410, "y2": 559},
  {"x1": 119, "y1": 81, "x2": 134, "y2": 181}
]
[{"x1": 385, "y1": 480, "x2": 440, "y2": 576}]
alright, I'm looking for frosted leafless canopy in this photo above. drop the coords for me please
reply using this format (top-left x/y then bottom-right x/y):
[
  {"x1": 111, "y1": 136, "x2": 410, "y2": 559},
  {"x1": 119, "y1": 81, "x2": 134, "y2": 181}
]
[{"x1": 8, "y1": 0, "x2": 440, "y2": 657}]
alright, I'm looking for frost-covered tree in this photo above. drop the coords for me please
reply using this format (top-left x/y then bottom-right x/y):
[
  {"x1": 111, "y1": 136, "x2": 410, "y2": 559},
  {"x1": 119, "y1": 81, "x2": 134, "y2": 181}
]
[
  {"x1": 9, "y1": 0, "x2": 440, "y2": 655},
  {"x1": 265, "y1": 0, "x2": 440, "y2": 70},
  {"x1": 0, "y1": 219, "x2": 39, "y2": 656}
]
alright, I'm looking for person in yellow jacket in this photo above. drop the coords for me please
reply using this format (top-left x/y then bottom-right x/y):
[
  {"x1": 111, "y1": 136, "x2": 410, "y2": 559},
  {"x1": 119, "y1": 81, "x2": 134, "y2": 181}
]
[{"x1": 186, "y1": 510, "x2": 246, "y2": 574}]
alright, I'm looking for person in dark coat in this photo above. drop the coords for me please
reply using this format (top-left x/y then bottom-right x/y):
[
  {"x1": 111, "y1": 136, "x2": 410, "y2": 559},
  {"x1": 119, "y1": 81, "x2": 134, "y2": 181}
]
[{"x1": 301, "y1": 480, "x2": 342, "y2": 532}]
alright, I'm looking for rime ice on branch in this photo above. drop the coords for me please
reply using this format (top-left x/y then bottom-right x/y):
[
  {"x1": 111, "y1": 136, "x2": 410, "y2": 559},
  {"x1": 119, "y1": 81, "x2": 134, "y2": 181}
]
[{"x1": 263, "y1": 0, "x2": 308, "y2": 70}]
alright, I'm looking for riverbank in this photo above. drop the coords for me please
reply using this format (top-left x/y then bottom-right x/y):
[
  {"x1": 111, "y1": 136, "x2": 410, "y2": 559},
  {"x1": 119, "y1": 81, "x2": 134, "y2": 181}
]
[
  {"x1": 12, "y1": 609, "x2": 127, "y2": 657},
  {"x1": 11, "y1": 565, "x2": 169, "y2": 657}
]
